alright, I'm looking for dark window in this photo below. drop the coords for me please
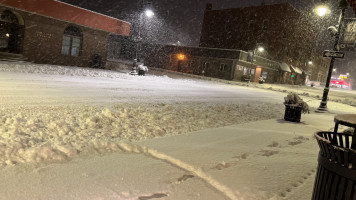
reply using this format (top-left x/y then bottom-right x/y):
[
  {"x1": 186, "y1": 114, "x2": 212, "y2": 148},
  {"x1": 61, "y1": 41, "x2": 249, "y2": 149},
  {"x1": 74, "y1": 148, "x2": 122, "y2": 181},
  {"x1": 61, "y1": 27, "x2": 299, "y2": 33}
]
[
  {"x1": 0, "y1": 10, "x2": 18, "y2": 24},
  {"x1": 262, "y1": 20, "x2": 268, "y2": 29},
  {"x1": 61, "y1": 26, "x2": 82, "y2": 56},
  {"x1": 203, "y1": 62, "x2": 209, "y2": 69},
  {"x1": 219, "y1": 63, "x2": 228, "y2": 71},
  {"x1": 248, "y1": 20, "x2": 255, "y2": 30},
  {"x1": 108, "y1": 40, "x2": 121, "y2": 60},
  {"x1": 282, "y1": 31, "x2": 287, "y2": 38}
]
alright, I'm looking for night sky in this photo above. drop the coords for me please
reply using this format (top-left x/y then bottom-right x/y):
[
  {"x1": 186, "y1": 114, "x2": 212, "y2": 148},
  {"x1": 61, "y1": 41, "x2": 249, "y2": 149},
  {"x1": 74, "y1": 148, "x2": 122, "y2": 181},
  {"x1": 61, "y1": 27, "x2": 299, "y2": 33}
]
[
  {"x1": 60, "y1": 0, "x2": 356, "y2": 75},
  {"x1": 60, "y1": 0, "x2": 326, "y2": 45}
]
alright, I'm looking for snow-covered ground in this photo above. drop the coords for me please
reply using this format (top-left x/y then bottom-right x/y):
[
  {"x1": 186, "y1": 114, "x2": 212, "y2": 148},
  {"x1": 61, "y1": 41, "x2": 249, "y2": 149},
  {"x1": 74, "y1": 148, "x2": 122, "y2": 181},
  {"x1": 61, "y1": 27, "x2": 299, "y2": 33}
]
[
  {"x1": 0, "y1": 62, "x2": 356, "y2": 200},
  {"x1": 0, "y1": 62, "x2": 289, "y2": 165}
]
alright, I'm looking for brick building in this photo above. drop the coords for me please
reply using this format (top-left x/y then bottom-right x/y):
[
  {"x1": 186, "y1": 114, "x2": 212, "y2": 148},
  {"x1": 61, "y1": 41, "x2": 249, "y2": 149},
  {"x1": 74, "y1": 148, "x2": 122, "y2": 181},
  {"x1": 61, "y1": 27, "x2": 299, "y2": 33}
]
[
  {"x1": 199, "y1": 3, "x2": 329, "y2": 84},
  {"x1": 142, "y1": 44, "x2": 283, "y2": 83},
  {"x1": 348, "y1": 0, "x2": 356, "y2": 13},
  {"x1": 0, "y1": 0, "x2": 130, "y2": 68}
]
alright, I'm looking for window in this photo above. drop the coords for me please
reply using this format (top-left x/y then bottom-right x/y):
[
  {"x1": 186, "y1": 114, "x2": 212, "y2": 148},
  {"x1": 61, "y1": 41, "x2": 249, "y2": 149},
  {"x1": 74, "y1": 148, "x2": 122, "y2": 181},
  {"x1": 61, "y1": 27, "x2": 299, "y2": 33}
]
[
  {"x1": 219, "y1": 63, "x2": 228, "y2": 71},
  {"x1": 0, "y1": 10, "x2": 18, "y2": 24},
  {"x1": 202, "y1": 62, "x2": 209, "y2": 75},
  {"x1": 262, "y1": 71, "x2": 268, "y2": 79},
  {"x1": 282, "y1": 31, "x2": 287, "y2": 38},
  {"x1": 243, "y1": 67, "x2": 248, "y2": 75},
  {"x1": 203, "y1": 62, "x2": 209, "y2": 70},
  {"x1": 248, "y1": 20, "x2": 255, "y2": 30},
  {"x1": 108, "y1": 40, "x2": 121, "y2": 60},
  {"x1": 61, "y1": 26, "x2": 82, "y2": 56},
  {"x1": 236, "y1": 64, "x2": 243, "y2": 71},
  {"x1": 262, "y1": 20, "x2": 268, "y2": 29}
]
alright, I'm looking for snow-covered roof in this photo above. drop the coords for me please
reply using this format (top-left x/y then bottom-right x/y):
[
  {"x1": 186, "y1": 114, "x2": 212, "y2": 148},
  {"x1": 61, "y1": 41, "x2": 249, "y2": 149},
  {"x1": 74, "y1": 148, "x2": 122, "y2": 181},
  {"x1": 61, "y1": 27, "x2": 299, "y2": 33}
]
[
  {"x1": 0, "y1": 0, "x2": 130, "y2": 36},
  {"x1": 279, "y1": 62, "x2": 291, "y2": 72},
  {"x1": 290, "y1": 65, "x2": 302, "y2": 74}
]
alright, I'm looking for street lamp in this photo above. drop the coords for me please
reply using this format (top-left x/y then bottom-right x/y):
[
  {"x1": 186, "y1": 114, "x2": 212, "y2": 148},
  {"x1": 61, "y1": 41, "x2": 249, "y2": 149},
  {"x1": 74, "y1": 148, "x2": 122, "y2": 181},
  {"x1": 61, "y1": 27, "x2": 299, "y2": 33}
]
[
  {"x1": 145, "y1": 9, "x2": 154, "y2": 18},
  {"x1": 177, "y1": 53, "x2": 185, "y2": 72},
  {"x1": 130, "y1": 1, "x2": 154, "y2": 75},
  {"x1": 315, "y1": 5, "x2": 330, "y2": 16},
  {"x1": 316, "y1": 0, "x2": 348, "y2": 112},
  {"x1": 250, "y1": 44, "x2": 265, "y2": 81}
]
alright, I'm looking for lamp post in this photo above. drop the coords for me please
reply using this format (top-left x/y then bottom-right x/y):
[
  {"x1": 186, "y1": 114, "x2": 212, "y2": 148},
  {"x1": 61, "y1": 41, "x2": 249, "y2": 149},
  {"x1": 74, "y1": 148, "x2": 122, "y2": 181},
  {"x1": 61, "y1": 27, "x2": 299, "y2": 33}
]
[
  {"x1": 130, "y1": 0, "x2": 154, "y2": 75},
  {"x1": 316, "y1": 0, "x2": 348, "y2": 112},
  {"x1": 250, "y1": 44, "x2": 264, "y2": 81}
]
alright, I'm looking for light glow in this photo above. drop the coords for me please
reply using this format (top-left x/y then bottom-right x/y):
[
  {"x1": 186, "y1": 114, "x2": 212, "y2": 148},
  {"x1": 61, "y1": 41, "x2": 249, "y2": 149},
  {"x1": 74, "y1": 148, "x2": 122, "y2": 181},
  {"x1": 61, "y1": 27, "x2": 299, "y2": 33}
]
[
  {"x1": 315, "y1": 5, "x2": 329, "y2": 17},
  {"x1": 177, "y1": 54, "x2": 185, "y2": 60},
  {"x1": 257, "y1": 47, "x2": 264, "y2": 52},
  {"x1": 145, "y1": 9, "x2": 154, "y2": 18}
]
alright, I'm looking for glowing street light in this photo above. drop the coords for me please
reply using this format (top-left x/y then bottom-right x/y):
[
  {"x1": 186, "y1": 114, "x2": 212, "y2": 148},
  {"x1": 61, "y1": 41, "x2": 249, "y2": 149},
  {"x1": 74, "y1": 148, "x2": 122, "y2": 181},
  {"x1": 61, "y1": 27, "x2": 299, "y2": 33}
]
[
  {"x1": 177, "y1": 53, "x2": 185, "y2": 72},
  {"x1": 315, "y1": 0, "x2": 348, "y2": 112},
  {"x1": 308, "y1": 61, "x2": 313, "y2": 65},
  {"x1": 315, "y1": 5, "x2": 329, "y2": 17},
  {"x1": 250, "y1": 44, "x2": 265, "y2": 82},
  {"x1": 145, "y1": 9, "x2": 154, "y2": 18},
  {"x1": 130, "y1": 1, "x2": 155, "y2": 75},
  {"x1": 177, "y1": 54, "x2": 185, "y2": 60}
]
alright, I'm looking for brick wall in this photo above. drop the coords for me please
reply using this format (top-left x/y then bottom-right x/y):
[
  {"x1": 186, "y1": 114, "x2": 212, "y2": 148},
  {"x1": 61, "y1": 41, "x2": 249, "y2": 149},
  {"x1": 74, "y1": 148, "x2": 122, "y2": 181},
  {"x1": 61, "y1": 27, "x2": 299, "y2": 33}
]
[{"x1": 0, "y1": 6, "x2": 111, "y2": 68}]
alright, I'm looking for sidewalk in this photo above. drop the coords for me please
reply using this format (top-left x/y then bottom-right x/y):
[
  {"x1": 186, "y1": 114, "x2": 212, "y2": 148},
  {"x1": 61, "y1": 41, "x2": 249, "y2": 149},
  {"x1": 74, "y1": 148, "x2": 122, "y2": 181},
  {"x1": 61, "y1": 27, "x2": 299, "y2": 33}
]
[
  {"x1": 0, "y1": 112, "x2": 344, "y2": 200},
  {"x1": 133, "y1": 112, "x2": 337, "y2": 200}
]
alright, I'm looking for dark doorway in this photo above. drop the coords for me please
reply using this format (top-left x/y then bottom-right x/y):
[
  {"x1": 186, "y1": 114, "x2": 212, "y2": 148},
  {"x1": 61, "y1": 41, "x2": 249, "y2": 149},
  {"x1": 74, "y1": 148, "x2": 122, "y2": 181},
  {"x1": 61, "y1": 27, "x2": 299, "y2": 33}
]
[
  {"x1": 89, "y1": 54, "x2": 102, "y2": 68},
  {"x1": 0, "y1": 10, "x2": 24, "y2": 54}
]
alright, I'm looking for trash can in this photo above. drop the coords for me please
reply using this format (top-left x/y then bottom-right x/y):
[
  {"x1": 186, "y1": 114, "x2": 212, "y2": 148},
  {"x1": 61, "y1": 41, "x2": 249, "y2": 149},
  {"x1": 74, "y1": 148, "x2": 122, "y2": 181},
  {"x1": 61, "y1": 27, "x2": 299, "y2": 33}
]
[
  {"x1": 284, "y1": 104, "x2": 302, "y2": 122},
  {"x1": 312, "y1": 131, "x2": 356, "y2": 200}
]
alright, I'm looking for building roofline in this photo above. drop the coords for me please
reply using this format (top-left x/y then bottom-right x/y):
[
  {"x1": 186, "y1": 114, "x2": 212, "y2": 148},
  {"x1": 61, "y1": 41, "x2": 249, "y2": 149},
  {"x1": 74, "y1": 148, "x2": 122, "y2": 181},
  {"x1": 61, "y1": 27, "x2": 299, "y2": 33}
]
[
  {"x1": 54, "y1": 0, "x2": 130, "y2": 24},
  {"x1": 148, "y1": 43, "x2": 243, "y2": 52},
  {"x1": 206, "y1": 2, "x2": 299, "y2": 13},
  {"x1": 0, "y1": 0, "x2": 130, "y2": 36}
]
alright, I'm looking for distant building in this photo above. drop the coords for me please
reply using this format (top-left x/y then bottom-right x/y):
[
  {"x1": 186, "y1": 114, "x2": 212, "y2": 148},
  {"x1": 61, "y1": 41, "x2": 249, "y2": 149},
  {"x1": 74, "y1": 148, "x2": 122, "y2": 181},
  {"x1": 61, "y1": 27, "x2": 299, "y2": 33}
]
[
  {"x1": 199, "y1": 3, "x2": 330, "y2": 84},
  {"x1": 142, "y1": 44, "x2": 283, "y2": 83},
  {"x1": 0, "y1": 0, "x2": 130, "y2": 68},
  {"x1": 348, "y1": 0, "x2": 356, "y2": 14}
]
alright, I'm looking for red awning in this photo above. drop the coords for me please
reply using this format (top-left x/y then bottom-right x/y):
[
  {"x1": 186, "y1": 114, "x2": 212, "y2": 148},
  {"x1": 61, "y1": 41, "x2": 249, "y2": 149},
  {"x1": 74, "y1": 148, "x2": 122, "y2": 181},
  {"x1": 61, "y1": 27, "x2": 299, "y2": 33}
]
[
  {"x1": 348, "y1": 0, "x2": 356, "y2": 14},
  {"x1": 0, "y1": 0, "x2": 130, "y2": 36}
]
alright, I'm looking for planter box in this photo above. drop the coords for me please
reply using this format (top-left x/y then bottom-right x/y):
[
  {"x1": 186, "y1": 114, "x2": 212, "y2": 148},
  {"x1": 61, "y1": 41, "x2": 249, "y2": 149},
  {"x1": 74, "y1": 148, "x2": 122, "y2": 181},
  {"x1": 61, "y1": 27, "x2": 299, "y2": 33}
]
[{"x1": 284, "y1": 104, "x2": 302, "y2": 122}]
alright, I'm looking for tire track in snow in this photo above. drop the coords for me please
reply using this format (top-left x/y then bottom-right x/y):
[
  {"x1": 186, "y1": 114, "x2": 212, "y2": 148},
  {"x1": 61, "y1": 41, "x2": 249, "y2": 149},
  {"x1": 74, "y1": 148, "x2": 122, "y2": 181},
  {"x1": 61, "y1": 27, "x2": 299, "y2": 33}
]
[{"x1": 116, "y1": 142, "x2": 241, "y2": 200}]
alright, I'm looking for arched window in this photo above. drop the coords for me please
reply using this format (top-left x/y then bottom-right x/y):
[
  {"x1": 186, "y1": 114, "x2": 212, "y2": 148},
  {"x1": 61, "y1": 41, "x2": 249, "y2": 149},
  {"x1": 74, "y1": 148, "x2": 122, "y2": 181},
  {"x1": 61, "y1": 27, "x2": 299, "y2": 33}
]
[
  {"x1": 0, "y1": 10, "x2": 18, "y2": 24},
  {"x1": 61, "y1": 26, "x2": 82, "y2": 56}
]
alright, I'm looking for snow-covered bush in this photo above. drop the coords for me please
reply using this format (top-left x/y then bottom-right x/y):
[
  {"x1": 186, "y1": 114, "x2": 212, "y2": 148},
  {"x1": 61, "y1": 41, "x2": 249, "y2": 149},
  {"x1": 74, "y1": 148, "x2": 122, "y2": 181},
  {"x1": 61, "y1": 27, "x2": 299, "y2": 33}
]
[{"x1": 284, "y1": 92, "x2": 310, "y2": 114}]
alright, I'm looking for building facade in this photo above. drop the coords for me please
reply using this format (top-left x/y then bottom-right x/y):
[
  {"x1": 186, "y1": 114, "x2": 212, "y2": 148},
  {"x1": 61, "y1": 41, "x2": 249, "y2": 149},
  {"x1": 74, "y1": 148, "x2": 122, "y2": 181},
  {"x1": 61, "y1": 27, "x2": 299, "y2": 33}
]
[
  {"x1": 142, "y1": 44, "x2": 283, "y2": 83},
  {"x1": 199, "y1": 3, "x2": 329, "y2": 84},
  {"x1": 0, "y1": 0, "x2": 130, "y2": 68}
]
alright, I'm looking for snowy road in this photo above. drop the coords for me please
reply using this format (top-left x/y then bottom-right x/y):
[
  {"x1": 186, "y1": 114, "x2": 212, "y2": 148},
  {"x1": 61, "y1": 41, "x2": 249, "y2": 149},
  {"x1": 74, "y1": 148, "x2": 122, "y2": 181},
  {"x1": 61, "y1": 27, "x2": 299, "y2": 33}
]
[
  {"x1": 0, "y1": 70, "x2": 287, "y2": 106},
  {"x1": 0, "y1": 62, "x2": 288, "y2": 165}
]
